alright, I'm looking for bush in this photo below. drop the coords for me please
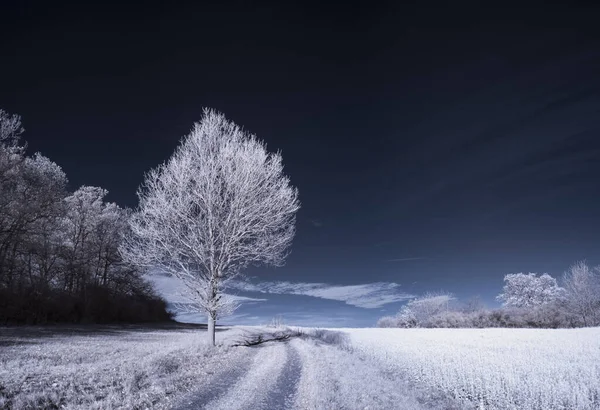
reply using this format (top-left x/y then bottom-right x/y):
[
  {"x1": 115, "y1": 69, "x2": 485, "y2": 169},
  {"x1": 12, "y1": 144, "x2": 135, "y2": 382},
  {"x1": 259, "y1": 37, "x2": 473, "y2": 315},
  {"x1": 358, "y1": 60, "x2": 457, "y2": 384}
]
[{"x1": 376, "y1": 316, "x2": 398, "y2": 328}]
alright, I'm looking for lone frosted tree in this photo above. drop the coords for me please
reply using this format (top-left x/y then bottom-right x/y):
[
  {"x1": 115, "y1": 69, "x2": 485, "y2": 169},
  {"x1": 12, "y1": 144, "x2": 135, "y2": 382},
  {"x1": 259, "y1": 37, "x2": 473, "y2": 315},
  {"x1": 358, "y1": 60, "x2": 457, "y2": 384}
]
[{"x1": 121, "y1": 109, "x2": 299, "y2": 345}]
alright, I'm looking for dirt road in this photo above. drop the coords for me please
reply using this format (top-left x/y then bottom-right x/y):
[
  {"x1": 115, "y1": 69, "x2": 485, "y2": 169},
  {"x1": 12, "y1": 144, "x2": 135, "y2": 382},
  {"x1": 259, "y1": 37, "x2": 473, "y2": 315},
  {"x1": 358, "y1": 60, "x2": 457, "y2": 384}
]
[{"x1": 173, "y1": 336, "x2": 447, "y2": 410}]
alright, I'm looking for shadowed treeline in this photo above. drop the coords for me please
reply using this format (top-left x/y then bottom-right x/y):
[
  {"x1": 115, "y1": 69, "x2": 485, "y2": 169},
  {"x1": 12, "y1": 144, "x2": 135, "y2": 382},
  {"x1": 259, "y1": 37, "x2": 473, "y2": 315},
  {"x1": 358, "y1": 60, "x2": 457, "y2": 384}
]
[{"x1": 0, "y1": 109, "x2": 172, "y2": 325}]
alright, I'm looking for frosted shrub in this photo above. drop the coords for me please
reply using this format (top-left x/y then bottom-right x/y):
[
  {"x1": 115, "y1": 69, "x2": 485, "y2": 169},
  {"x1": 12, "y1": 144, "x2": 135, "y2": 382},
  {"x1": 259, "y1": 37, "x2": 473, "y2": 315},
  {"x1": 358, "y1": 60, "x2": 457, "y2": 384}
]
[{"x1": 376, "y1": 316, "x2": 398, "y2": 328}]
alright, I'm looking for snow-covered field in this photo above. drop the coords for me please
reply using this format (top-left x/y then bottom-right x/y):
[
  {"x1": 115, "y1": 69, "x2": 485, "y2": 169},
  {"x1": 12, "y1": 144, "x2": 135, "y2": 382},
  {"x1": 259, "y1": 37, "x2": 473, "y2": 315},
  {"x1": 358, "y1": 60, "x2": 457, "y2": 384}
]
[
  {"x1": 0, "y1": 325, "x2": 453, "y2": 410},
  {"x1": 0, "y1": 325, "x2": 247, "y2": 409},
  {"x1": 344, "y1": 327, "x2": 600, "y2": 410},
  {"x1": 1, "y1": 325, "x2": 598, "y2": 409}
]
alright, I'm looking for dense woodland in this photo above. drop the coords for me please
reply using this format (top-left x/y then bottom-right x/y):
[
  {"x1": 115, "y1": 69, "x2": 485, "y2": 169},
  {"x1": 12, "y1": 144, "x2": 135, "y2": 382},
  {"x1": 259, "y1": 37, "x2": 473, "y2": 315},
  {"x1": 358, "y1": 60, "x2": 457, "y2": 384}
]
[{"x1": 0, "y1": 109, "x2": 172, "y2": 324}]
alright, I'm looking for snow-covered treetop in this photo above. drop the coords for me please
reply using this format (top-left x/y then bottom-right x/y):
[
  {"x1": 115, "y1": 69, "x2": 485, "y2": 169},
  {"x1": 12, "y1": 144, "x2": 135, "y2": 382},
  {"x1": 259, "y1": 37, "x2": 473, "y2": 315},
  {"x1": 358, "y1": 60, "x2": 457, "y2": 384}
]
[
  {"x1": 497, "y1": 272, "x2": 565, "y2": 308},
  {"x1": 0, "y1": 109, "x2": 24, "y2": 148}
]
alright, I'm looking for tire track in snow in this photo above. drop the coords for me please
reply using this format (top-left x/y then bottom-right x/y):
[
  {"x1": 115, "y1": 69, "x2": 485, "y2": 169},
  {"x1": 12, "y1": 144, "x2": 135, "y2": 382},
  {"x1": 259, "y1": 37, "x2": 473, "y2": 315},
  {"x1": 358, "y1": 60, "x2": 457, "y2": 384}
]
[
  {"x1": 292, "y1": 338, "x2": 435, "y2": 410},
  {"x1": 261, "y1": 341, "x2": 302, "y2": 409},
  {"x1": 202, "y1": 342, "x2": 288, "y2": 410},
  {"x1": 172, "y1": 346, "x2": 259, "y2": 410}
]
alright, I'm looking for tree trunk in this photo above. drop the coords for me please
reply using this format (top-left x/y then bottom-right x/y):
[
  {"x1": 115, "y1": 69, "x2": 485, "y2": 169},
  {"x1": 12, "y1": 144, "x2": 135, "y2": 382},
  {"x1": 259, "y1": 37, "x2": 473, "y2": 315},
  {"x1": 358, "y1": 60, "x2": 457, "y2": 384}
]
[{"x1": 208, "y1": 314, "x2": 216, "y2": 346}]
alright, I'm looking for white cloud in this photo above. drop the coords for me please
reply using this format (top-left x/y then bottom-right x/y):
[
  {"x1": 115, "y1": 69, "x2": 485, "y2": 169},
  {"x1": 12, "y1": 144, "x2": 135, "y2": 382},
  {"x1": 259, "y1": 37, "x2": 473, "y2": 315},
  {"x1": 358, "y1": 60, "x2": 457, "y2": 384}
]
[
  {"x1": 228, "y1": 294, "x2": 268, "y2": 302},
  {"x1": 228, "y1": 280, "x2": 413, "y2": 309},
  {"x1": 146, "y1": 272, "x2": 413, "y2": 310},
  {"x1": 145, "y1": 273, "x2": 267, "y2": 304}
]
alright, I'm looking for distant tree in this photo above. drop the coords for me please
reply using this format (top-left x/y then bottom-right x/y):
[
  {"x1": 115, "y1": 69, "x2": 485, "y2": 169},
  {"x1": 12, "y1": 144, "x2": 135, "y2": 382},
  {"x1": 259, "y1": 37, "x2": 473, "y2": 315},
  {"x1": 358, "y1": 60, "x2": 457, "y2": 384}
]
[
  {"x1": 122, "y1": 109, "x2": 300, "y2": 345},
  {"x1": 497, "y1": 273, "x2": 564, "y2": 308},
  {"x1": 395, "y1": 305, "x2": 419, "y2": 328},
  {"x1": 461, "y1": 295, "x2": 486, "y2": 313},
  {"x1": 563, "y1": 261, "x2": 600, "y2": 327},
  {"x1": 408, "y1": 292, "x2": 456, "y2": 326},
  {"x1": 377, "y1": 292, "x2": 455, "y2": 328},
  {"x1": 376, "y1": 315, "x2": 398, "y2": 328}
]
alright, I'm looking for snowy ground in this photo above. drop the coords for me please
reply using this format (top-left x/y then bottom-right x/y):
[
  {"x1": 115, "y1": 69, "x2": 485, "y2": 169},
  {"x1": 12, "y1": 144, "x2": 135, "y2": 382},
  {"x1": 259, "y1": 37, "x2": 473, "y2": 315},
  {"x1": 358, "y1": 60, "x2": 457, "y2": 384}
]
[
  {"x1": 0, "y1": 325, "x2": 453, "y2": 409},
  {"x1": 0, "y1": 324, "x2": 245, "y2": 409},
  {"x1": 344, "y1": 327, "x2": 600, "y2": 410},
  {"x1": 1, "y1": 325, "x2": 598, "y2": 409}
]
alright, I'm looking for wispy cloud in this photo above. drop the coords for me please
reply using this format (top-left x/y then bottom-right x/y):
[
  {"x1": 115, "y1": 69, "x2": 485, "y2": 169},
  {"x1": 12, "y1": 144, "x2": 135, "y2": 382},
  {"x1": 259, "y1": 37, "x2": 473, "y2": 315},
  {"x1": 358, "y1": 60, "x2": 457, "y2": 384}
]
[
  {"x1": 146, "y1": 273, "x2": 267, "y2": 304},
  {"x1": 225, "y1": 294, "x2": 268, "y2": 303},
  {"x1": 147, "y1": 272, "x2": 413, "y2": 310},
  {"x1": 309, "y1": 219, "x2": 323, "y2": 228},
  {"x1": 386, "y1": 257, "x2": 427, "y2": 262},
  {"x1": 228, "y1": 280, "x2": 414, "y2": 308}
]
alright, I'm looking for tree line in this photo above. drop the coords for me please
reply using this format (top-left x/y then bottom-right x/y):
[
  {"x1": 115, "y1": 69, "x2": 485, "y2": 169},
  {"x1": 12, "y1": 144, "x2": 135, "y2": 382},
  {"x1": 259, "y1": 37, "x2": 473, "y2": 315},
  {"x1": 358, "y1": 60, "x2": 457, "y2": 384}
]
[
  {"x1": 0, "y1": 109, "x2": 172, "y2": 324},
  {"x1": 378, "y1": 261, "x2": 600, "y2": 329}
]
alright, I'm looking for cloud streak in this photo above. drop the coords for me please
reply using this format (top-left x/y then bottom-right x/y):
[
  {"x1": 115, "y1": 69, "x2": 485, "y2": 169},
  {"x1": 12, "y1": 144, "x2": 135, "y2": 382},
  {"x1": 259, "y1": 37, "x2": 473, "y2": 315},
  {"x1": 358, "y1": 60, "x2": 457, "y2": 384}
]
[
  {"x1": 146, "y1": 273, "x2": 267, "y2": 304},
  {"x1": 309, "y1": 219, "x2": 323, "y2": 227},
  {"x1": 147, "y1": 272, "x2": 414, "y2": 310},
  {"x1": 229, "y1": 280, "x2": 414, "y2": 308},
  {"x1": 387, "y1": 257, "x2": 427, "y2": 262}
]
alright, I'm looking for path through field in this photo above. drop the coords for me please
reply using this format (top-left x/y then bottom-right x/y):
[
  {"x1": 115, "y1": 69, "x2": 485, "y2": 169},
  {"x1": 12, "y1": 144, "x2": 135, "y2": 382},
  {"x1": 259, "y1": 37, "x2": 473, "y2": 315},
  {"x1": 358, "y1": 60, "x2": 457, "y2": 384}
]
[
  {"x1": 2, "y1": 326, "x2": 597, "y2": 409},
  {"x1": 173, "y1": 336, "x2": 448, "y2": 410}
]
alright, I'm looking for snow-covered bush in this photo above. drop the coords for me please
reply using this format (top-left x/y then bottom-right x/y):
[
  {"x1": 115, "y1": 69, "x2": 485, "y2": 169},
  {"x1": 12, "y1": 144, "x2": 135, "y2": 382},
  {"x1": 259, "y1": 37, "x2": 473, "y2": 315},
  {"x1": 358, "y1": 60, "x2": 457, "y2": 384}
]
[
  {"x1": 395, "y1": 305, "x2": 419, "y2": 328},
  {"x1": 410, "y1": 292, "x2": 456, "y2": 323},
  {"x1": 377, "y1": 292, "x2": 455, "y2": 328},
  {"x1": 377, "y1": 291, "x2": 574, "y2": 329},
  {"x1": 376, "y1": 315, "x2": 398, "y2": 328},
  {"x1": 426, "y1": 310, "x2": 475, "y2": 328}
]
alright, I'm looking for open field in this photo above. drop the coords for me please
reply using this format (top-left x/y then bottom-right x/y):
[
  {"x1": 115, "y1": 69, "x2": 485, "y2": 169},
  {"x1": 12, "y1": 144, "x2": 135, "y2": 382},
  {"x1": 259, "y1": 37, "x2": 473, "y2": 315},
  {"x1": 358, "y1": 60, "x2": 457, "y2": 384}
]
[
  {"x1": 0, "y1": 324, "x2": 242, "y2": 409},
  {"x1": 344, "y1": 327, "x2": 600, "y2": 410},
  {"x1": 1, "y1": 325, "x2": 598, "y2": 409},
  {"x1": 0, "y1": 325, "x2": 452, "y2": 410}
]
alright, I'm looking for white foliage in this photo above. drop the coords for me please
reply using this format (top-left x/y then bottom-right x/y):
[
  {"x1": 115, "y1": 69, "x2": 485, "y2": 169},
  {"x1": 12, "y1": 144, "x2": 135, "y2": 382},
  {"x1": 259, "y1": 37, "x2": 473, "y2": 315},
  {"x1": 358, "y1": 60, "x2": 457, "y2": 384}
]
[
  {"x1": 376, "y1": 315, "x2": 398, "y2": 328},
  {"x1": 395, "y1": 305, "x2": 419, "y2": 328},
  {"x1": 0, "y1": 109, "x2": 25, "y2": 187},
  {"x1": 0, "y1": 152, "x2": 67, "y2": 258},
  {"x1": 122, "y1": 109, "x2": 299, "y2": 342},
  {"x1": 563, "y1": 261, "x2": 600, "y2": 326},
  {"x1": 497, "y1": 272, "x2": 564, "y2": 308},
  {"x1": 379, "y1": 292, "x2": 455, "y2": 328},
  {"x1": 408, "y1": 292, "x2": 455, "y2": 323},
  {"x1": 0, "y1": 108, "x2": 23, "y2": 147},
  {"x1": 61, "y1": 186, "x2": 131, "y2": 290}
]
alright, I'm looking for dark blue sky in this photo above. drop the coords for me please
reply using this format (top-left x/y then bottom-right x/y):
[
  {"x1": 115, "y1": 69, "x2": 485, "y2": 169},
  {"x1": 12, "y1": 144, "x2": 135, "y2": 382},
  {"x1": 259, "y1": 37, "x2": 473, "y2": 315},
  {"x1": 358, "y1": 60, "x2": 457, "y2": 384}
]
[{"x1": 2, "y1": 1, "x2": 600, "y2": 325}]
